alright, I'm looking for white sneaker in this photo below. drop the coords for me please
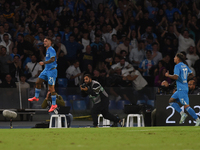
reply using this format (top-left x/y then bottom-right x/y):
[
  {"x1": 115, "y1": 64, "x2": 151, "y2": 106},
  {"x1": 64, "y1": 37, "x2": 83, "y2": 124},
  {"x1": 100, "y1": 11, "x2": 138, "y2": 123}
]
[
  {"x1": 179, "y1": 113, "x2": 188, "y2": 124},
  {"x1": 195, "y1": 119, "x2": 200, "y2": 126}
]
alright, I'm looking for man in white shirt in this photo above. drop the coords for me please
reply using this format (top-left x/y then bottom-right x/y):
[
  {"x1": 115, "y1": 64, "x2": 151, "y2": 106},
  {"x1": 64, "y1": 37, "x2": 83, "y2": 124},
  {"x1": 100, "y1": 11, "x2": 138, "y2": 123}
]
[
  {"x1": 111, "y1": 57, "x2": 134, "y2": 74},
  {"x1": 103, "y1": 24, "x2": 120, "y2": 43},
  {"x1": 66, "y1": 60, "x2": 82, "y2": 87},
  {"x1": 186, "y1": 46, "x2": 199, "y2": 66},
  {"x1": 25, "y1": 55, "x2": 42, "y2": 86},
  {"x1": 0, "y1": 33, "x2": 14, "y2": 54},
  {"x1": 129, "y1": 40, "x2": 145, "y2": 69},
  {"x1": 108, "y1": 34, "x2": 119, "y2": 51},
  {"x1": 115, "y1": 38, "x2": 132, "y2": 56},
  {"x1": 173, "y1": 22, "x2": 195, "y2": 53},
  {"x1": 81, "y1": 32, "x2": 90, "y2": 53}
]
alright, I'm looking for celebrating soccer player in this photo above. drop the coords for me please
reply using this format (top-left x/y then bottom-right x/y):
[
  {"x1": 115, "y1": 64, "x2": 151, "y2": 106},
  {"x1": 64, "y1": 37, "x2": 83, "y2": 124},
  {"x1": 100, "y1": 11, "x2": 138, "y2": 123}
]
[
  {"x1": 165, "y1": 53, "x2": 200, "y2": 126},
  {"x1": 28, "y1": 37, "x2": 58, "y2": 112}
]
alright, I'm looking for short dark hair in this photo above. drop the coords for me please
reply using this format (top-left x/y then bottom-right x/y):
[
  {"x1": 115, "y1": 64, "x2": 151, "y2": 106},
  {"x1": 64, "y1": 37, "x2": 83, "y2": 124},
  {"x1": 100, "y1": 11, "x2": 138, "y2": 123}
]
[
  {"x1": 45, "y1": 37, "x2": 52, "y2": 43},
  {"x1": 146, "y1": 50, "x2": 152, "y2": 54},
  {"x1": 3, "y1": 33, "x2": 9, "y2": 37},
  {"x1": 18, "y1": 34, "x2": 24, "y2": 38},
  {"x1": 84, "y1": 74, "x2": 92, "y2": 79}
]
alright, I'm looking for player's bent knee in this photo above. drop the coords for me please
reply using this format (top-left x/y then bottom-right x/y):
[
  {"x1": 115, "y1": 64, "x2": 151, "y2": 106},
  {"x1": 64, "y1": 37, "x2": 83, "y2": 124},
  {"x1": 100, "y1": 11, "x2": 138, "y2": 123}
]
[{"x1": 184, "y1": 105, "x2": 189, "y2": 109}]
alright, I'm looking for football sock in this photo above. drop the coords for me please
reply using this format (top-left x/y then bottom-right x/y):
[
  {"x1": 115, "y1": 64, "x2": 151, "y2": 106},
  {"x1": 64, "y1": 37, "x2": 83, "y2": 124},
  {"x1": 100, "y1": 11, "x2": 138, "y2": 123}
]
[
  {"x1": 186, "y1": 106, "x2": 198, "y2": 120},
  {"x1": 35, "y1": 88, "x2": 41, "y2": 98},
  {"x1": 51, "y1": 95, "x2": 56, "y2": 105},
  {"x1": 169, "y1": 102, "x2": 182, "y2": 113}
]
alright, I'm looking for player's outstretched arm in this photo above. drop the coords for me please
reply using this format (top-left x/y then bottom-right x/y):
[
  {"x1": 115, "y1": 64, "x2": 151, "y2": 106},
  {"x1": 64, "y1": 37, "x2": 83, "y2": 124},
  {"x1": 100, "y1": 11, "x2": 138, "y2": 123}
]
[{"x1": 165, "y1": 71, "x2": 178, "y2": 80}]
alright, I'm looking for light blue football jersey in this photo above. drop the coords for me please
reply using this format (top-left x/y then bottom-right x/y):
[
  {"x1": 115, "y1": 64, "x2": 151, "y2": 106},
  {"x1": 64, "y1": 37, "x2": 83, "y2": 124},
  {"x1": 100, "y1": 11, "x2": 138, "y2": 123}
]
[
  {"x1": 174, "y1": 62, "x2": 192, "y2": 91},
  {"x1": 45, "y1": 46, "x2": 57, "y2": 70}
]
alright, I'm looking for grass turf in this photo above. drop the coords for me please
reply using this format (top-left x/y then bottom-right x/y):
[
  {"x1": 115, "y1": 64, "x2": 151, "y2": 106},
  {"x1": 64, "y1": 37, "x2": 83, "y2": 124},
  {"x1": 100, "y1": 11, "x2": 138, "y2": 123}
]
[{"x1": 0, "y1": 127, "x2": 200, "y2": 150}]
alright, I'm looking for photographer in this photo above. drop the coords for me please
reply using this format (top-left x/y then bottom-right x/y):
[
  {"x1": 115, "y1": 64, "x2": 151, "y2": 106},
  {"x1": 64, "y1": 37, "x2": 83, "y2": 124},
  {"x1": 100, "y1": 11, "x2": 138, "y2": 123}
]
[
  {"x1": 41, "y1": 90, "x2": 73, "y2": 127},
  {"x1": 80, "y1": 74, "x2": 122, "y2": 127}
]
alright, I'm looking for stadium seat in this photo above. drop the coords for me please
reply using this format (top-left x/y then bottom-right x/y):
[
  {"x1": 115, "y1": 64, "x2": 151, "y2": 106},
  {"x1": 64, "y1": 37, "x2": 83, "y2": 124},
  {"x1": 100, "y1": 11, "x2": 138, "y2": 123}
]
[
  {"x1": 137, "y1": 100, "x2": 146, "y2": 105},
  {"x1": 67, "y1": 95, "x2": 81, "y2": 101},
  {"x1": 147, "y1": 100, "x2": 154, "y2": 107},
  {"x1": 109, "y1": 100, "x2": 116, "y2": 110},
  {"x1": 61, "y1": 95, "x2": 67, "y2": 101},
  {"x1": 65, "y1": 100, "x2": 72, "y2": 107},
  {"x1": 57, "y1": 78, "x2": 68, "y2": 87},
  {"x1": 73, "y1": 100, "x2": 86, "y2": 110},
  {"x1": 117, "y1": 100, "x2": 130, "y2": 109}
]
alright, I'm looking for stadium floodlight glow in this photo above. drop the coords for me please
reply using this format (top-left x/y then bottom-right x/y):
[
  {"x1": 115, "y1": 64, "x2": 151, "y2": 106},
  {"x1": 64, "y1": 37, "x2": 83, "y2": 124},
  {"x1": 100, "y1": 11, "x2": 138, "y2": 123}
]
[{"x1": 2, "y1": 110, "x2": 17, "y2": 129}]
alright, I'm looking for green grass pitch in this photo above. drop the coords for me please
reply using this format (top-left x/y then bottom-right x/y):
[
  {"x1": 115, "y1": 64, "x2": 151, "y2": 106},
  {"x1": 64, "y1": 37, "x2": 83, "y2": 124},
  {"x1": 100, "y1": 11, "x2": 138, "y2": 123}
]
[{"x1": 0, "y1": 127, "x2": 200, "y2": 150}]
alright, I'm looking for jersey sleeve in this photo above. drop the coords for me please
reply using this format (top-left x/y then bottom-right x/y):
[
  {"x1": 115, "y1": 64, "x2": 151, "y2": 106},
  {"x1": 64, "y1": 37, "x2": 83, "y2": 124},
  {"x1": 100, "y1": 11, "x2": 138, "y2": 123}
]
[
  {"x1": 49, "y1": 48, "x2": 56, "y2": 58},
  {"x1": 174, "y1": 65, "x2": 180, "y2": 76}
]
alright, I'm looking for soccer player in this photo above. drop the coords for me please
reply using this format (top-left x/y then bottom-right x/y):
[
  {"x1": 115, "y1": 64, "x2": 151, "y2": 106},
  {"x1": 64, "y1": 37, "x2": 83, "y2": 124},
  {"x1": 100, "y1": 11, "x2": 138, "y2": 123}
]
[
  {"x1": 80, "y1": 74, "x2": 122, "y2": 127},
  {"x1": 165, "y1": 53, "x2": 200, "y2": 126},
  {"x1": 28, "y1": 37, "x2": 58, "y2": 112}
]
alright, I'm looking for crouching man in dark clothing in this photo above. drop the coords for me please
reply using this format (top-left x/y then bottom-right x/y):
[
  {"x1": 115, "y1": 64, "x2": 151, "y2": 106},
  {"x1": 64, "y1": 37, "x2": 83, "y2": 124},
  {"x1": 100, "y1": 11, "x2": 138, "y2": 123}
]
[{"x1": 80, "y1": 74, "x2": 122, "y2": 127}]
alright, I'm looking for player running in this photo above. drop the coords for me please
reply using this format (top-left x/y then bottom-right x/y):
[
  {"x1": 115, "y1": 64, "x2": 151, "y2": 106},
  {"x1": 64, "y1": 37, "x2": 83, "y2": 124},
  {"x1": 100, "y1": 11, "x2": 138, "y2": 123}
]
[
  {"x1": 165, "y1": 53, "x2": 200, "y2": 126},
  {"x1": 28, "y1": 37, "x2": 58, "y2": 112}
]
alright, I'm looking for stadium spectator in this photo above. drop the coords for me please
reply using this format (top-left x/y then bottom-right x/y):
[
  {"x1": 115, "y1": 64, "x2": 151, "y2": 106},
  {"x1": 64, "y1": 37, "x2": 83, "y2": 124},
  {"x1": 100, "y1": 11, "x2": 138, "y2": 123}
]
[
  {"x1": 0, "y1": 46, "x2": 13, "y2": 81},
  {"x1": 115, "y1": 38, "x2": 132, "y2": 56},
  {"x1": 122, "y1": 68, "x2": 148, "y2": 104},
  {"x1": 173, "y1": 22, "x2": 195, "y2": 53},
  {"x1": 151, "y1": 42, "x2": 163, "y2": 65},
  {"x1": 140, "y1": 26, "x2": 158, "y2": 43},
  {"x1": 25, "y1": 54, "x2": 42, "y2": 87},
  {"x1": 81, "y1": 31, "x2": 90, "y2": 53},
  {"x1": 129, "y1": 40, "x2": 145, "y2": 69},
  {"x1": 15, "y1": 34, "x2": 34, "y2": 57},
  {"x1": 16, "y1": 74, "x2": 30, "y2": 89},
  {"x1": 188, "y1": 79, "x2": 200, "y2": 95},
  {"x1": 165, "y1": 1, "x2": 182, "y2": 23},
  {"x1": 0, "y1": 74, "x2": 16, "y2": 88},
  {"x1": 9, "y1": 55, "x2": 23, "y2": 81},
  {"x1": 108, "y1": 34, "x2": 119, "y2": 51},
  {"x1": 186, "y1": 46, "x2": 199, "y2": 66},
  {"x1": 101, "y1": 43, "x2": 114, "y2": 69},
  {"x1": 64, "y1": 34, "x2": 83, "y2": 61},
  {"x1": 57, "y1": 51, "x2": 69, "y2": 78},
  {"x1": 52, "y1": 35, "x2": 67, "y2": 56},
  {"x1": 0, "y1": 25, "x2": 12, "y2": 41},
  {"x1": 0, "y1": 33, "x2": 14, "y2": 54},
  {"x1": 66, "y1": 60, "x2": 82, "y2": 87},
  {"x1": 139, "y1": 50, "x2": 155, "y2": 76},
  {"x1": 79, "y1": 45, "x2": 95, "y2": 72}
]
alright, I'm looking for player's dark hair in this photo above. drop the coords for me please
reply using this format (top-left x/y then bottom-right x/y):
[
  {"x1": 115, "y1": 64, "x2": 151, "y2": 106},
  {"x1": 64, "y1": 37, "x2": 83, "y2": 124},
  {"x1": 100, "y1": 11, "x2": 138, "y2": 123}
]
[
  {"x1": 176, "y1": 53, "x2": 188, "y2": 66},
  {"x1": 84, "y1": 74, "x2": 92, "y2": 79},
  {"x1": 45, "y1": 37, "x2": 52, "y2": 43}
]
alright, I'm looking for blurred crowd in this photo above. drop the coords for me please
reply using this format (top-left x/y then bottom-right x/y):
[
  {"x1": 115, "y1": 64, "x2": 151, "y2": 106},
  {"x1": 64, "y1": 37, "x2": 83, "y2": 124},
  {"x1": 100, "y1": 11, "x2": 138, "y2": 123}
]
[{"x1": 0, "y1": 0, "x2": 200, "y2": 97}]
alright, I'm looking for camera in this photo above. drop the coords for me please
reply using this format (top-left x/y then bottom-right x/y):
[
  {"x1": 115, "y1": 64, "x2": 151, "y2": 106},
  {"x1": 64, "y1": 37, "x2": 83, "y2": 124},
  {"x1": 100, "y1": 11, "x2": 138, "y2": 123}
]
[{"x1": 81, "y1": 83, "x2": 87, "y2": 88}]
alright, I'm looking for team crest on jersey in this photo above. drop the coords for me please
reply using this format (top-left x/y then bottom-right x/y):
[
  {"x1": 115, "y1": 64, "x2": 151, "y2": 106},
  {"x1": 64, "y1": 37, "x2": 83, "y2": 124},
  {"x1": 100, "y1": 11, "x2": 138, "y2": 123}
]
[{"x1": 46, "y1": 53, "x2": 49, "y2": 57}]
